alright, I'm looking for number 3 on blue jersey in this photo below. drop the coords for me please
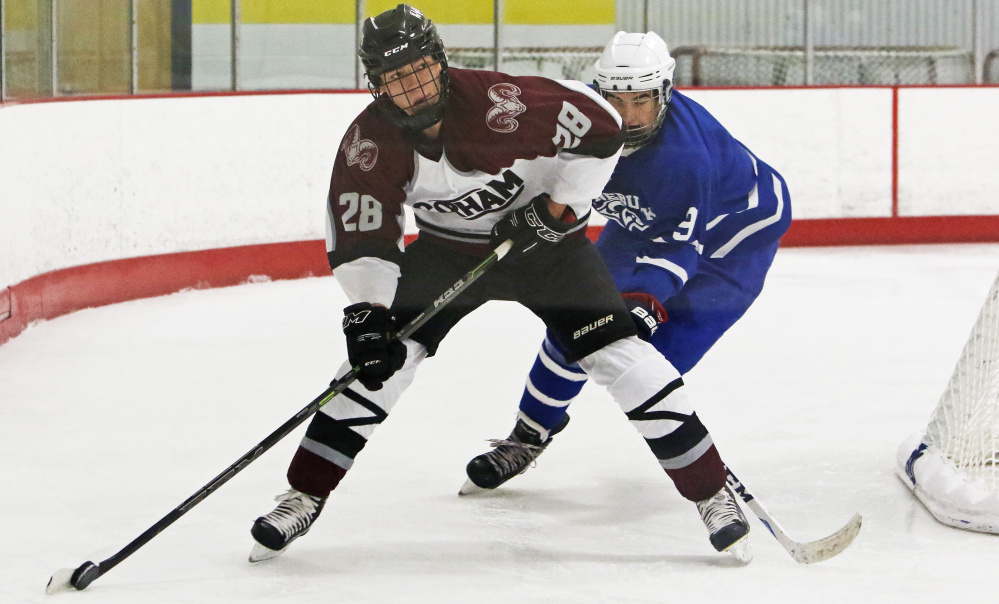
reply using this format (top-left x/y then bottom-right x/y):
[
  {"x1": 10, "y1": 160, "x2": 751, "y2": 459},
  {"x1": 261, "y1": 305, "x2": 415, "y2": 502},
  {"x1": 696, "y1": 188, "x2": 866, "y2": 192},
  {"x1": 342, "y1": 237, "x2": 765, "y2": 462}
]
[{"x1": 673, "y1": 207, "x2": 698, "y2": 241}]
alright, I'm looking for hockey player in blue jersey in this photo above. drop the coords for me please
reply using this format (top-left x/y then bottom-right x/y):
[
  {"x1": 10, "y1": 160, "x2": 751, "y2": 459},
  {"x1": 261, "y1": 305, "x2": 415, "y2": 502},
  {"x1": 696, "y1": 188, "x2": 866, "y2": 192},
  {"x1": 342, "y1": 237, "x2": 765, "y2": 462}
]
[{"x1": 462, "y1": 31, "x2": 791, "y2": 559}]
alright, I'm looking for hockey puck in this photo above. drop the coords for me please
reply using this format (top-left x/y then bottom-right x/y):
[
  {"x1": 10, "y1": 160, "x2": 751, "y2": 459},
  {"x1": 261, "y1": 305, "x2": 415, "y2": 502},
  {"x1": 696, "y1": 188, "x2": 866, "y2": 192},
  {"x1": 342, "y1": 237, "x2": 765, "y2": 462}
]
[{"x1": 70, "y1": 561, "x2": 100, "y2": 590}]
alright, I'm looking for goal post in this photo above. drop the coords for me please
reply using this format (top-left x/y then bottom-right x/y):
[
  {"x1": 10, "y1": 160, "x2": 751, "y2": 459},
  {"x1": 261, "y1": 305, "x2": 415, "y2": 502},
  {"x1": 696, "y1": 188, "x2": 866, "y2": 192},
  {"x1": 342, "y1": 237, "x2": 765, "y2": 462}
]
[{"x1": 897, "y1": 271, "x2": 999, "y2": 534}]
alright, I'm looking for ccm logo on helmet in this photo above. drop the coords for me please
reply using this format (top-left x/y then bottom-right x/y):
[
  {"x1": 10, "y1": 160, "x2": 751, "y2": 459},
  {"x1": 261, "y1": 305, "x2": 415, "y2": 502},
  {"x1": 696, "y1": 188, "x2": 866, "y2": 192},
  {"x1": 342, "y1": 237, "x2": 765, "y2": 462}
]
[
  {"x1": 384, "y1": 43, "x2": 409, "y2": 56},
  {"x1": 573, "y1": 315, "x2": 614, "y2": 340}
]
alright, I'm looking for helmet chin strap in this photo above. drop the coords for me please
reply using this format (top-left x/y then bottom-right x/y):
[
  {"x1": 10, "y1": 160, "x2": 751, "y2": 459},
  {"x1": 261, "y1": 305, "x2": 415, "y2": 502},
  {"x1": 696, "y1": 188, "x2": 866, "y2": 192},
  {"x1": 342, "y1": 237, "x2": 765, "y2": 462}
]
[
  {"x1": 374, "y1": 69, "x2": 451, "y2": 134},
  {"x1": 607, "y1": 87, "x2": 669, "y2": 150},
  {"x1": 386, "y1": 99, "x2": 447, "y2": 133}
]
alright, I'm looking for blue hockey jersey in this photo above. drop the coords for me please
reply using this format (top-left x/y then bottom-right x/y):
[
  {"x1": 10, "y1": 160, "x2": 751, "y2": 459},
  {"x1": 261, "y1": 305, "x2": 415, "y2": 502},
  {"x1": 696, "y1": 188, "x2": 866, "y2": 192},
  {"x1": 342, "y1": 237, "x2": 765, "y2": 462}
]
[{"x1": 592, "y1": 90, "x2": 792, "y2": 303}]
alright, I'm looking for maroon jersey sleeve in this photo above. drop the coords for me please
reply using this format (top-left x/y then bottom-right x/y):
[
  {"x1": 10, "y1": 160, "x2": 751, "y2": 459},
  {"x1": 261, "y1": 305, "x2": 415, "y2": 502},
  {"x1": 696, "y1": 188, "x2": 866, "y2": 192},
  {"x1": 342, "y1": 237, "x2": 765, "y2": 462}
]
[
  {"x1": 515, "y1": 76, "x2": 624, "y2": 160},
  {"x1": 441, "y1": 69, "x2": 623, "y2": 176},
  {"x1": 327, "y1": 108, "x2": 415, "y2": 270}
]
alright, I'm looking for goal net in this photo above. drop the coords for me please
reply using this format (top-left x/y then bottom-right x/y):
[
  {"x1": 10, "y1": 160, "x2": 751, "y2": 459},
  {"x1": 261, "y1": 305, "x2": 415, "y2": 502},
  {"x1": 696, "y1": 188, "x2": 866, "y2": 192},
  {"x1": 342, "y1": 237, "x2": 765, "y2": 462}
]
[{"x1": 897, "y1": 272, "x2": 999, "y2": 534}]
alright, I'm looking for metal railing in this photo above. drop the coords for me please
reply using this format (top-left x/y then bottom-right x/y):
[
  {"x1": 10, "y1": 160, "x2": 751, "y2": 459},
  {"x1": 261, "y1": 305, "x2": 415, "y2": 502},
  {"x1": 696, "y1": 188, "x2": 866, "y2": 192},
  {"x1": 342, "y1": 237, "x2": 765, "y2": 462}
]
[
  {"x1": 620, "y1": 0, "x2": 996, "y2": 86},
  {"x1": 1, "y1": 0, "x2": 997, "y2": 102}
]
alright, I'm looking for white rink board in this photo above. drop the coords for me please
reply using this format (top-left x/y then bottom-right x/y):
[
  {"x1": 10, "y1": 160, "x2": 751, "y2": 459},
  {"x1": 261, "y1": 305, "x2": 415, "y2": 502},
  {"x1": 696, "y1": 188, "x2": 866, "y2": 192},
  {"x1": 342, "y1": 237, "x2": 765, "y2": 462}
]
[
  {"x1": 684, "y1": 88, "x2": 894, "y2": 219},
  {"x1": 0, "y1": 93, "x2": 370, "y2": 290},
  {"x1": 897, "y1": 87, "x2": 999, "y2": 216},
  {"x1": 2, "y1": 87, "x2": 999, "y2": 293}
]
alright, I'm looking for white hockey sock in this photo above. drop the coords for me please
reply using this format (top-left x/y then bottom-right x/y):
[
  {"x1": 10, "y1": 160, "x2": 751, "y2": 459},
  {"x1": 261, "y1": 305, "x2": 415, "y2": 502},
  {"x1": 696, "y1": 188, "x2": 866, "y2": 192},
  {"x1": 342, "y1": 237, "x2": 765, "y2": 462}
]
[
  {"x1": 578, "y1": 337, "x2": 690, "y2": 413},
  {"x1": 299, "y1": 339, "x2": 427, "y2": 468},
  {"x1": 578, "y1": 336, "x2": 707, "y2": 454}
]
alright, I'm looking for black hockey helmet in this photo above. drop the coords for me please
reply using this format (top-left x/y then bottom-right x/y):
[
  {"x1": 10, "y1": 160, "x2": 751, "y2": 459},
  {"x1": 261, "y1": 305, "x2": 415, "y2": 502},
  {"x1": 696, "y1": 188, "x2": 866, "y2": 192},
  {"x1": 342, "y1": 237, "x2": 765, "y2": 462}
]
[{"x1": 359, "y1": 4, "x2": 450, "y2": 132}]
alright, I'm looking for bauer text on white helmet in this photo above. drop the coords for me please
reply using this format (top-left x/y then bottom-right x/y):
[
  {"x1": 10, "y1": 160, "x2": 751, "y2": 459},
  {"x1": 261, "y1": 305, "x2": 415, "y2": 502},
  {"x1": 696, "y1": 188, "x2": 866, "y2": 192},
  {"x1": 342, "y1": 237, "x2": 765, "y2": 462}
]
[{"x1": 594, "y1": 31, "x2": 676, "y2": 149}]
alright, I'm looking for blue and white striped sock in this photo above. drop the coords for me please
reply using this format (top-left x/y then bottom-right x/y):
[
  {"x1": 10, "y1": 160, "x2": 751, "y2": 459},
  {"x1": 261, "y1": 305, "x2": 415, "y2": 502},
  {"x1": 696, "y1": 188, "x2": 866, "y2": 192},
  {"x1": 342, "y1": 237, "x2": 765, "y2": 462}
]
[{"x1": 518, "y1": 335, "x2": 589, "y2": 431}]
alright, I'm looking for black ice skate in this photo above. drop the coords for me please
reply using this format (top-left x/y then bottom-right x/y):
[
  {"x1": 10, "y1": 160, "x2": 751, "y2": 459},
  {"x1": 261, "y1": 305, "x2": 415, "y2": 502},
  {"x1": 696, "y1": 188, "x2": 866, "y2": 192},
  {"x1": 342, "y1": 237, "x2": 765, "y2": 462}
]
[
  {"x1": 460, "y1": 413, "x2": 570, "y2": 495},
  {"x1": 249, "y1": 488, "x2": 327, "y2": 562},
  {"x1": 696, "y1": 485, "x2": 752, "y2": 564}
]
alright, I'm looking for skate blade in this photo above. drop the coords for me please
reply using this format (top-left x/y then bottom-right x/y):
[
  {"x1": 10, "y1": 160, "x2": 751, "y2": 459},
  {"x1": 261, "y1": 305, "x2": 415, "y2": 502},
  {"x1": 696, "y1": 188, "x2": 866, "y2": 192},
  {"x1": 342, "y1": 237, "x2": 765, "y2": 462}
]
[
  {"x1": 724, "y1": 537, "x2": 753, "y2": 565},
  {"x1": 45, "y1": 568, "x2": 76, "y2": 594},
  {"x1": 458, "y1": 478, "x2": 487, "y2": 496},
  {"x1": 249, "y1": 542, "x2": 287, "y2": 563}
]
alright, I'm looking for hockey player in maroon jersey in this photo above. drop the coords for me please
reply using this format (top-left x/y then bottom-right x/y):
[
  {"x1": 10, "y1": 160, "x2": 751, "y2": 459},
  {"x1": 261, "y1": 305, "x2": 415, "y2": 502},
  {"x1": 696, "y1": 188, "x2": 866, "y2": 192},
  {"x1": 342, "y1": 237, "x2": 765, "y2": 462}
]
[{"x1": 248, "y1": 4, "x2": 750, "y2": 564}]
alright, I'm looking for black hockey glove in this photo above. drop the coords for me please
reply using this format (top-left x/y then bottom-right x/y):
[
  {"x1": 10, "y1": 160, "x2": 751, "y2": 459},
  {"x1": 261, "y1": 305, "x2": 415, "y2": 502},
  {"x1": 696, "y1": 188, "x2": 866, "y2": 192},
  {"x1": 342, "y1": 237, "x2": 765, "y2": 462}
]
[
  {"x1": 491, "y1": 194, "x2": 575, "y2": 261},
  {"x1": 342, "y1": 303, "x2": 407, "y2": 391},
  {"x1": 621, "y1": 292, "x2": 668, "y2": 341}
]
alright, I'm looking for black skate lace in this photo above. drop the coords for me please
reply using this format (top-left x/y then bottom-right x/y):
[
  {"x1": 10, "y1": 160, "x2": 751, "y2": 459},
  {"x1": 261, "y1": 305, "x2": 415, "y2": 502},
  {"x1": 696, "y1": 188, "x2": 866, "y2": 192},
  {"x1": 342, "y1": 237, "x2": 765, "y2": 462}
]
[
  {"x1": 482, "y1": 438, "x2": 544, "y2": 475},
  {"x1": 262, "y1": 489, "x2": 321, "y2": 539},
  {"x1": 697, "y1": 489, "x2": 743, "y2": 534}
]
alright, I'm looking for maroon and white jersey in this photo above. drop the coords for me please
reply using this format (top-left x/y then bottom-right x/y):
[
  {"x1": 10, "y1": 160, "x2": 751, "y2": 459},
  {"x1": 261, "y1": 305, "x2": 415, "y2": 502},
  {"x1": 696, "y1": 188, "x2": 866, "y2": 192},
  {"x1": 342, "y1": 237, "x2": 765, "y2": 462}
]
[{"x1": 326, "y1": 68, "x2": 623, "y2": 304}]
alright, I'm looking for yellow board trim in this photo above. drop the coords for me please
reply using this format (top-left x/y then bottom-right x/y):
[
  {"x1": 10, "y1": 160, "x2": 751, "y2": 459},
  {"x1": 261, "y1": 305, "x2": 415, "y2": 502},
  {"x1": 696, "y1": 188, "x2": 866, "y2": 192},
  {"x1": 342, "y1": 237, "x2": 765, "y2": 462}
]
[
  {"x1": 506, "y1": 0, "x2": 614, "y2": 24},
  {"x1": 4, "y1": 0, "x2": 40, "y2": 30},
  {"x1": 194, "y1": 1, "x2": 355, "y2": 24},
  {"x1": 193, "y1": 0, "x2": 613, "y2": 25},
  {"x1": 364, "y1": 1, "x2": 493, "y2": 24},
  {"x1": 192, "y1": 0, "x2": 230, "y2": 24}
]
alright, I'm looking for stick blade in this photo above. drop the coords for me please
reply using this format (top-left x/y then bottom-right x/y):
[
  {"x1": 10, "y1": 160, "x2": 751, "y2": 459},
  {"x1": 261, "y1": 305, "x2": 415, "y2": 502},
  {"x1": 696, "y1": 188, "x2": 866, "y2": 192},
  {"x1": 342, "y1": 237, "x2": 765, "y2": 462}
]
[
  {"x1": 46, "y1": 561, "x2": 100, "y2": 594},
  {"x1": 789, "y1": 513, "x2": 862, "y2": 564},
  {"x1": 45, "y1": 568, "x2": 76, "y2": 595}
]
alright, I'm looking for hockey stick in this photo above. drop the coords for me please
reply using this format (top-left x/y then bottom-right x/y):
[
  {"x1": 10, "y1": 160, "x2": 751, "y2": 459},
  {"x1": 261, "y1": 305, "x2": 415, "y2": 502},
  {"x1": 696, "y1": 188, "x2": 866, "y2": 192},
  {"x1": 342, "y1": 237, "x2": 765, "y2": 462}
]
[
  {"x1": 726, "y1": 466, "x2": 862, "y2": 564},
  {"x1": 46, "y1": 239, "x2": 514, "y2": 595}
]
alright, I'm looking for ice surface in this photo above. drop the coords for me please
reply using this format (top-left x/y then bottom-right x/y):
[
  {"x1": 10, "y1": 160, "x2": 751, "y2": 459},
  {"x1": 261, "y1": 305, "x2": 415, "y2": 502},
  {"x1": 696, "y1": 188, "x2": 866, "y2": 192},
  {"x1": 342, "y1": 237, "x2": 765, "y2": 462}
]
[{"x1": 3, "y1": 245, "x2": 999, "y2": 603}]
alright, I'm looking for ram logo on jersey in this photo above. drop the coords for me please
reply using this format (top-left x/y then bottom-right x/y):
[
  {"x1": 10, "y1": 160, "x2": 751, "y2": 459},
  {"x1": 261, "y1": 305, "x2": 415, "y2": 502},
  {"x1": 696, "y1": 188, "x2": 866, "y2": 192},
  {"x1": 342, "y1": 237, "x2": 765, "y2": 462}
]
[
  {"x1": 342, "y1": 125, "x2": 378, "y2": 172},
  {"x1": 593, "y1": 192, "x2": 656, "y2": 232},
  {"x1": 413, "y1": 169, "x2": 525, "y2": 219},
  {"x1": 486, "y1": 83, "x2": 526, "y2": 133}
]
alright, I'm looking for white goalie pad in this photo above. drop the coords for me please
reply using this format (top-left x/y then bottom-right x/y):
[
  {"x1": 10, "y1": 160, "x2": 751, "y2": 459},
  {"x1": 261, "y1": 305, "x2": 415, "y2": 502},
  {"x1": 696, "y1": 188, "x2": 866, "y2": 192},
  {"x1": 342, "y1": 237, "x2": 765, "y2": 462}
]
[{"x1": 896, "y1": 432, "x2": 999, "y2": 534}]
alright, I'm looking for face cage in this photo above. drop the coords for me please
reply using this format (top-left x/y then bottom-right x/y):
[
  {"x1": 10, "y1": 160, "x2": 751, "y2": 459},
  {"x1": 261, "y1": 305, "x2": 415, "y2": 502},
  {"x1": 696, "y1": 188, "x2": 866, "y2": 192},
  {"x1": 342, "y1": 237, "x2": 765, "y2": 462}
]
[
  {"x1": 601, "y1": 84, "x2": 671, "y2": 150},
  {"x1": 367, "y1": 52, "x2": 450, "y2": 132}
]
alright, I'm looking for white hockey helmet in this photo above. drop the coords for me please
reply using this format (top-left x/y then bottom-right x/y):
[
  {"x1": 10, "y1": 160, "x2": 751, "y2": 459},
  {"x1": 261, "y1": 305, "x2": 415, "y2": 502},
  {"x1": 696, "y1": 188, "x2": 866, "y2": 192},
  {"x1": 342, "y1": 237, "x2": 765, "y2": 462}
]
[{"x1": 593, "y1": 31, "x2": 676, "y2": 149}]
